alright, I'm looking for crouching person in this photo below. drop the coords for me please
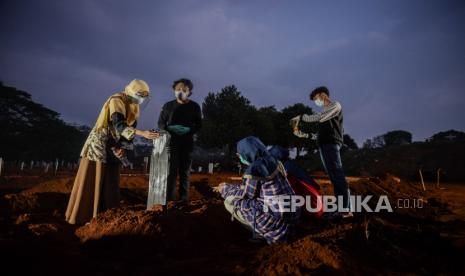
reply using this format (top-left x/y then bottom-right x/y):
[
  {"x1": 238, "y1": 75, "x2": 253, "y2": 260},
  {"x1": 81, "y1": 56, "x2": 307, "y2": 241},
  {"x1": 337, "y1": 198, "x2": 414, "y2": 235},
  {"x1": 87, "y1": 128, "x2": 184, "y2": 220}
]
[{"x1": 213, "y1": 136, "x2": 300, "y2": 244}]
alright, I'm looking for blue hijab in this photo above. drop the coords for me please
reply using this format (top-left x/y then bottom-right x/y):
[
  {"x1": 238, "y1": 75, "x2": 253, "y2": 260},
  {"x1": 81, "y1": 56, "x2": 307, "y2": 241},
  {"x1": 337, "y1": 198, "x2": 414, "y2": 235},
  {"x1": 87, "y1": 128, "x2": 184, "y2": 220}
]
[
  {"x1": 268, "y1": 145, "x2": 290, "y2": 161},
  {"x1": 237, "y1": 136, "x2": 278, "y2": 178}
]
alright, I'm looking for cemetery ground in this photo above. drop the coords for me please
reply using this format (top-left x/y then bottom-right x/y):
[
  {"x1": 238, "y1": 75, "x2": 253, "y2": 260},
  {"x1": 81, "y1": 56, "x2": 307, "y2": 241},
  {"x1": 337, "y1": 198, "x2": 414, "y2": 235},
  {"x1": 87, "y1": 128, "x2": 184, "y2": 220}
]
[{"x1": 1, "y1": 172, "x2": 465, "y2": 275}]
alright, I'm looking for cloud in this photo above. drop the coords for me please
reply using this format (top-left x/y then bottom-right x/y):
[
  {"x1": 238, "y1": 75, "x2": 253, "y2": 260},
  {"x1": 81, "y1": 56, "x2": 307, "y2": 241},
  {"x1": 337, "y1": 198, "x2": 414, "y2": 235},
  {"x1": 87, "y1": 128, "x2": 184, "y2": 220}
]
[{"x1": 1, "y1": 0, "x2": 464, "y2": 145}]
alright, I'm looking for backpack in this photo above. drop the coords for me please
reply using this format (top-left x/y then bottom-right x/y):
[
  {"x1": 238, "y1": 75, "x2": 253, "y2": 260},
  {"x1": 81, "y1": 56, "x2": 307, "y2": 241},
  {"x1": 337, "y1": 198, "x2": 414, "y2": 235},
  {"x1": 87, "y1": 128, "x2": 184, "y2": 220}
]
[{"x1": 287, "y1": 175, "x2": 324, "y2": 219}]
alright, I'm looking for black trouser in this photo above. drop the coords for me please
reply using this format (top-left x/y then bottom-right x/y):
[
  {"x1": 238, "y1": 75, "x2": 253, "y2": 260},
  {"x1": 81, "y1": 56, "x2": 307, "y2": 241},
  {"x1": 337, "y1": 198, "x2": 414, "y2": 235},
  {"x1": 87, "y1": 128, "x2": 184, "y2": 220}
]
[{"x1": 167, "y1": 146, "x2": 193, "y2": 201}]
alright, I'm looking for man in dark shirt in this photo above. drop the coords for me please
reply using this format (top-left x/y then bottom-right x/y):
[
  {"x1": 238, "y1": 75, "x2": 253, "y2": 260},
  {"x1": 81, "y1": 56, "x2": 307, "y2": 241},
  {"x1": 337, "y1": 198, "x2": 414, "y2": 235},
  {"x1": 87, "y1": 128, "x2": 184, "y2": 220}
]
[
  {"x1": 291, "y1": 86, "x2": 352, "y2": 219},
  {"x1": 158, "y1": 78, "x2": 202, "y2": 202}
]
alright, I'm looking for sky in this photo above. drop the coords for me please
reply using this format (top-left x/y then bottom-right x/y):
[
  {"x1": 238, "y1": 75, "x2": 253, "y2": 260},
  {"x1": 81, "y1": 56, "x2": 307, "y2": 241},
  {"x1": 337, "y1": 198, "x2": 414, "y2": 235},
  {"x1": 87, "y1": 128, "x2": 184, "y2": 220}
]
[{"x1": 1, "y1": 0, "x2": 464, "y2": 145}]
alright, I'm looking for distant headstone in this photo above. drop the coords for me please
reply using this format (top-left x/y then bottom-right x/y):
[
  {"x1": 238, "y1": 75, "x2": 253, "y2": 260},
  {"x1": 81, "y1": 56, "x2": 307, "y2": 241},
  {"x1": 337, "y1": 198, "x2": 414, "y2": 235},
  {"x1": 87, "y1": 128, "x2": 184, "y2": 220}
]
[{"x1": 208, "y1": 163, "x2": 214, "y2": 174}]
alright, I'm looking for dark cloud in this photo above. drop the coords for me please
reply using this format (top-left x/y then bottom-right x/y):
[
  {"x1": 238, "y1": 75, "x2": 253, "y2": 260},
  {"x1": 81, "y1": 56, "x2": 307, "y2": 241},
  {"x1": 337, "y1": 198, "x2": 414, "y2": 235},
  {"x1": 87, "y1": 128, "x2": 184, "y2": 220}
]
[{"x1": 1, "y1": 0, "x2": 464, "y2": 145}]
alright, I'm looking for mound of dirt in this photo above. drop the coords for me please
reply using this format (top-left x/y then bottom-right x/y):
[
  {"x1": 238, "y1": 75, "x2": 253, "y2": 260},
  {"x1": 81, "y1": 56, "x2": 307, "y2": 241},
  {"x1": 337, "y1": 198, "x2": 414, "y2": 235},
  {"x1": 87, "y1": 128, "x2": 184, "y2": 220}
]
[
  {"x1": 1, "y1": 173, "x2": 464, "y2": 275},
  {"x1": 4, "y1": 192, "x2": 68, "y2": 215},
  {"x1": 74, "y1": 198, "x2": 262, "y2": 274},
  {"x1": 244, "y1": 235, "x2": 344, "y2": 275}
]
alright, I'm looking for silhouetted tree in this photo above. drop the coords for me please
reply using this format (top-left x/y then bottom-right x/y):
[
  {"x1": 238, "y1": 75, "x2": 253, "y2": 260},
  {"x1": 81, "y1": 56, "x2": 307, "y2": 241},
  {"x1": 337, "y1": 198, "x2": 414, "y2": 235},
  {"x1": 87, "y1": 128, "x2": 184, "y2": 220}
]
[
  {"x1": 362, "y1": 130, "x2": 412, "y2": 149},
  {"x1": 252, "y1": 106, "x2": 280, "y2": 145},
  {"x1": 429, "y1": 129, "x2": 465, "y2": 142},
  {"x1": 342, "y1": 134, "x2": 358, "y2": 150},
  {"x1": 275, "y1": 103, "x2": 316, "y2": 156},
  {"x1": 362, "y1": 138, "x2": 373, "y2": 149},
  {"x1": 0, "y1": 83, "x2": 89, "y2": 161},
  {"x1": 197, "y1": 85, "x2": 256, "y2": 153},
  {"x1": 197, "y1": 86, "x2": 316, "y2": 157},
  {"x1": 383, "y1": 130, "x2": 412, "y2": 146},
  {"x1": 373, "y1": 135, "x2": 386, "y2": 148}
]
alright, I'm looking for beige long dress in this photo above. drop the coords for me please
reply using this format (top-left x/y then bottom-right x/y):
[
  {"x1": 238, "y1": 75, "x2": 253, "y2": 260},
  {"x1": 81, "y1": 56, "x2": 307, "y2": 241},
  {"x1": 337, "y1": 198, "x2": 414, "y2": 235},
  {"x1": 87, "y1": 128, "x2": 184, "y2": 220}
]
[
  {"x1": 65, "y1": 159, "x2": 120, "y2": 224},
  {"x1": 65, "y1": 80, "x2": 148, "y2": 225}
]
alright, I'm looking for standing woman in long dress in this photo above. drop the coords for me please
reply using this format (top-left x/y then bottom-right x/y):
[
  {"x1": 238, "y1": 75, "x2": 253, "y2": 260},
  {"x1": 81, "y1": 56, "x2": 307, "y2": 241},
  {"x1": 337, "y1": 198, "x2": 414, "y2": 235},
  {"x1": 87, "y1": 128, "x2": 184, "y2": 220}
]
[{"x1": 66, "y1": 79, "x2": 159, "y2": 225}]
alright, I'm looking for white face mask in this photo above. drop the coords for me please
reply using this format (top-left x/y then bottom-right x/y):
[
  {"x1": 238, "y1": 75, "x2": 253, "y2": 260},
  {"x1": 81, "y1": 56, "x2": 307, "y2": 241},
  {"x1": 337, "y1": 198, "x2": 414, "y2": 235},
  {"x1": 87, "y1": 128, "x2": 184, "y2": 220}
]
[
  {"x1": 133, "y1": 95, "x2": 145, "y2": 105},
  {"x1": 175, "y1": 90, "x2": 189, "y2": 101},
  {"x1": 314, "y1": 99, "x2": 324, "y2": 107}
]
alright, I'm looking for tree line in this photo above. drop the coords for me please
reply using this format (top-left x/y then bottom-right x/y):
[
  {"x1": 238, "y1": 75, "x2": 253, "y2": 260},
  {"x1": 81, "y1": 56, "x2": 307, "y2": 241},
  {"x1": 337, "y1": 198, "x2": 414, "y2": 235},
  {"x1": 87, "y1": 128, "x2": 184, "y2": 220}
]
[
  {"x1": 1, "y1": 81, "x2": 463, "y2": 163},
  {"x1": 0, "y1": 82, "x2": 90, "y2": 161}
]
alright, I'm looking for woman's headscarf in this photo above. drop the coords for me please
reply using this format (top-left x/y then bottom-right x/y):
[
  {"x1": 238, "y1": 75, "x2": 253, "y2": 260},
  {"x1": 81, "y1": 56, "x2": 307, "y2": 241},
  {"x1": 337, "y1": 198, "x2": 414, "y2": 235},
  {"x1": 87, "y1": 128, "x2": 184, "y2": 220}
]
[
  {"x1": 94, "y1": 79, "x2": 150, "y2": 130},
  {"x1": 124, "y1": 79, "x2": 150, "y2": 98}
]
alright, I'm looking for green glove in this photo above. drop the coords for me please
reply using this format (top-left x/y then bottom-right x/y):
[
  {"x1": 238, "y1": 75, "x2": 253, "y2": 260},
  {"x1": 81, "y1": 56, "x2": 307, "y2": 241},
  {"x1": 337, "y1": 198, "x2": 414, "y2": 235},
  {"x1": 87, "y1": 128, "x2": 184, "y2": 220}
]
[
  {"x1": 167, "y1": 125, "x2": 190, "y2": 136},
  {"x1": 177, "y1": 126, "x2": 190, "y2": 135},
  {"x1": 167, "y1": 125, "x2": 182, "y2": 135}
]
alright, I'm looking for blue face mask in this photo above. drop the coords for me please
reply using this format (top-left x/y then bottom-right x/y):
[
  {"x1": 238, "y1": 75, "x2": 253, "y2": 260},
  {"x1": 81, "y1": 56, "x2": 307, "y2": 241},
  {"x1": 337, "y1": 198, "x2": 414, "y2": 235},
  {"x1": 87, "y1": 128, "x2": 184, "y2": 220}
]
[{"x1": 239, "y1": 155, "x2": 251, "y2": 166}]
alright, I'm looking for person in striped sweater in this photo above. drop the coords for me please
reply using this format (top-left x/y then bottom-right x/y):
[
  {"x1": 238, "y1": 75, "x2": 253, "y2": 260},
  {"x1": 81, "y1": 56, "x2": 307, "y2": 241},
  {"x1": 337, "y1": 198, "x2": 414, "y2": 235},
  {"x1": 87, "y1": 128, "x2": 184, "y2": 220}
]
[{"x1": 291, "y1": 86, "x2": 353, "y2": 219}]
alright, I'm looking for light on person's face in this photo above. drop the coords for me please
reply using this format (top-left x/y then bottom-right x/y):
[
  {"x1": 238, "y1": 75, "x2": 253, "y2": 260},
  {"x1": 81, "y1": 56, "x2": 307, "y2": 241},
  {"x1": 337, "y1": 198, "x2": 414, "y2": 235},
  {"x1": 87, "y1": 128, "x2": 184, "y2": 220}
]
[
  {"x1": 314, "y1": 94, "x2": 325, "y2": 107},
  {"x1": 174, "y1": 83, "x2": 190, "y2": 94},
  {"x1": 174, "y1": 83, "x2": 191, "y2": 102}
]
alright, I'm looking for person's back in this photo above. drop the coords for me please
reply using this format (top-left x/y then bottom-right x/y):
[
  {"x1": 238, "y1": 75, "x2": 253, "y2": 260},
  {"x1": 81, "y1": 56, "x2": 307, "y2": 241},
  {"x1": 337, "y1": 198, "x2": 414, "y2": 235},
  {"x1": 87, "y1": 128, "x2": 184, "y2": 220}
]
[{"x1": 269, "y1": 146, "x2": 320, "y2": 190}]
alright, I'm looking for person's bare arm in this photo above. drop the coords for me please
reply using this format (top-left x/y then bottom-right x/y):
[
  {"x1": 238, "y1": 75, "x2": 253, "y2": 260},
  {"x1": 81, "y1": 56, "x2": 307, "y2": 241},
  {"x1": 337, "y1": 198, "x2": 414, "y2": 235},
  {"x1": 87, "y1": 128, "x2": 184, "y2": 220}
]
[{"x1": 135, "y1": 129, "x2": 159, "y2": 140}]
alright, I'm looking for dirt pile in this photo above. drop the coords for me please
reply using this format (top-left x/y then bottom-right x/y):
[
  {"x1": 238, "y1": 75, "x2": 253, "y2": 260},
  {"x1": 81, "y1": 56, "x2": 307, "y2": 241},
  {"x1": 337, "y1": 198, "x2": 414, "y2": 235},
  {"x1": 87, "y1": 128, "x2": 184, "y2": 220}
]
[
  {"x1": 1, "y1": 173, "x2": 464, "y2": 275},
  {"x1": 74, "y1": 198, "x2": 262, "y2": 274},
  {"x1": 239, "y1": 175, "x2": 465, "y2": 275},
  {"x1": 76, "y1": 199, "x2": 226, "y2": 242}
]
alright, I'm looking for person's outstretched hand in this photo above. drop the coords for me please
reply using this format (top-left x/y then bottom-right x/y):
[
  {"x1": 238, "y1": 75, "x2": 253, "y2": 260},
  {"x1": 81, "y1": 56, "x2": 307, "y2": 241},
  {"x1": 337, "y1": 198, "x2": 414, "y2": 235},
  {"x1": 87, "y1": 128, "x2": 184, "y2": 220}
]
[
  {"x1": 212, "y1": 182, "x2": 226, "y2": 193},
  {"x1": 111, "y1": 147, "x2": 125, "y2": 159},
  {"x1": 139, "y1": 130, "x2": 160, "y2": 140}
]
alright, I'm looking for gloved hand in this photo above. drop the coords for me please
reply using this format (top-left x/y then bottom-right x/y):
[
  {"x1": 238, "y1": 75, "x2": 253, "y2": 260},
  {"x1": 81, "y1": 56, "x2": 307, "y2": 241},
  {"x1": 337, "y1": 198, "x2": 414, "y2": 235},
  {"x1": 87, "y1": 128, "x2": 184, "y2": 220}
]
[{"x1": 167, "y1": 125, "x2": 191, "y2": 136}]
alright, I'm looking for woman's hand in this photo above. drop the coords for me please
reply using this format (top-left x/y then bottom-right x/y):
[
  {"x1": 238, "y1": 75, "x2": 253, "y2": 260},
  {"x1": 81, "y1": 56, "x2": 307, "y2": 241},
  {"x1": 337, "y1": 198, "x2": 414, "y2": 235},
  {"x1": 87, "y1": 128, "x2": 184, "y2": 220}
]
[
  {"x1": 112, "y1": 147, "x2": 125, "y2": 159},
  {"x1": 136, "y1": 130, "x2": 160, "y2": 140},
  {"x1": 212, "y1": 182, "x2": 226, "y2": 193}
]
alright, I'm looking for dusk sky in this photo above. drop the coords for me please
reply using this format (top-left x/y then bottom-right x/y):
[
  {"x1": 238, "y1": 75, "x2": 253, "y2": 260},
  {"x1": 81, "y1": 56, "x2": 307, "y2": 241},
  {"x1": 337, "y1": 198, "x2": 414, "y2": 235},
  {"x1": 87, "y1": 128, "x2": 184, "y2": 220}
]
[{"x1": 1, "y1": 0, "x2": 464, "y2": 145}]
